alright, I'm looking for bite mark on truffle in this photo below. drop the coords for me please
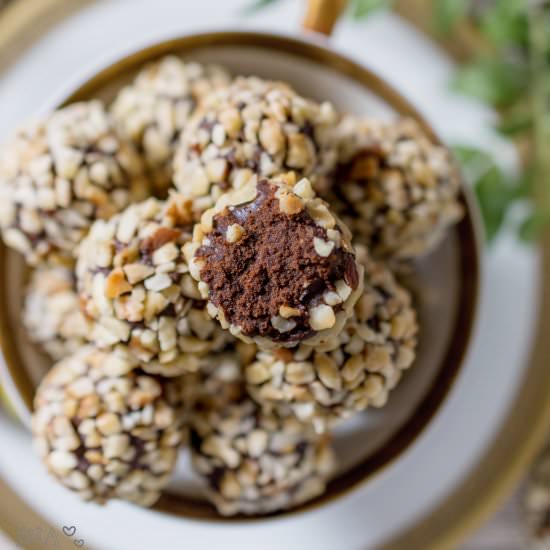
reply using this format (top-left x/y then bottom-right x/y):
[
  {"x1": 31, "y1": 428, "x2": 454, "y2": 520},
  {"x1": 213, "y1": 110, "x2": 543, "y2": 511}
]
[{"x1": 196, "y1": 180, "x2": 358, "y2": 344}]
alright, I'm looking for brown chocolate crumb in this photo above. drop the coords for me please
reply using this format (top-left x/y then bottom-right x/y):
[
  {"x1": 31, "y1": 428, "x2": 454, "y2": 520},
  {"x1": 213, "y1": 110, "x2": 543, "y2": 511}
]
[{"x1": 196, "y1": 180, "x2": 358, "y2": 344}]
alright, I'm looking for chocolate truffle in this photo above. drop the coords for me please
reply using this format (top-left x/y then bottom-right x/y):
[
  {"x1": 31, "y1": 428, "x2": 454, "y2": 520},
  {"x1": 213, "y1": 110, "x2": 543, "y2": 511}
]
[
  {"x1": 173, "y1": 76, "x2": 339, "y2": 218},
  {"x1": 332, "y1": 116, "x2": 463, "y2": 259},
  {"x1": 76, "y1": 194, "x2": 232, "y2": 376},
  {"x1": 245, "y1": 245, "x2": 418, "y2": 432},
  {"x1": 186, "y1": 175, "x2": 364, "y2": 348},
  {"x1": 31, "y1": 346, "x2": 187, "y2": 506},
  {"x1": 190, "y1": 396, "x2": 335, "y2": 516},
  {"x1": 23, "y1": 265, "x2": 93, "y2": 361},
  {"x1": 0, "y1": 101, "x2": 149, "y2": 266},
  {"x1": 111, "y1": 57, "x2": 230, "y2": 196}
]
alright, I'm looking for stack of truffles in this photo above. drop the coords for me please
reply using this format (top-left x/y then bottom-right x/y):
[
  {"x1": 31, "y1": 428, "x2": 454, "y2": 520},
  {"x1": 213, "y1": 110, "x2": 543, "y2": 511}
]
[{"x1": 0, "y1": 56, "x2": 463, "y2": 516}]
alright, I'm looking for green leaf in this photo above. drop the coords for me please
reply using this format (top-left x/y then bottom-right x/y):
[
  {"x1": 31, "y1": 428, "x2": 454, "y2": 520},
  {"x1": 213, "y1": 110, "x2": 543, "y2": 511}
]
[
  {"x1": 433, "y1": 0, "x2": 469, "y2": 34},
  {"x1": 452, "y1": 145, "x2": 493, "y2": 166},
  {"x1": 351, "y1": 0, "x2": 392, "y2": 19},
  {"x1": 497, "y1": 110, "x2": 533, "y2": 136},
  {"x1": 518, "y1": 210, "x2": 548, "y2": 242},
  {"x1": 518, "y1": 213, "x2": 537, "y2": 242},
  {"x1": 452, "y1": 145, "x2": 494, "y2": 183},
  {"x1": 452, "y1": 57, "x2": 529, "y2": 107},
  {"x1": 454, "y1": 147, "x2": 536, "y2": 242},
  {"x1": 474, "y1": 165, "x2": 512, "y2": 242},
  {"x1": 479, "y1": 0, "x2": 529, "y2": 49},
  {"x1": 510, "y1": 167, "x2": 534, "y2": 200},
  {"x1": 241, "y1": 0, "x2": 280, "y2": 14}
]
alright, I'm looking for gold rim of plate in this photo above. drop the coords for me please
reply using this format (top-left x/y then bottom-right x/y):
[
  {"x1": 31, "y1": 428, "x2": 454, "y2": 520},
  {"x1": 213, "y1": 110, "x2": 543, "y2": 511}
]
[{"x1": 0, "y1": 1, "x2": 547, "y2": 548}]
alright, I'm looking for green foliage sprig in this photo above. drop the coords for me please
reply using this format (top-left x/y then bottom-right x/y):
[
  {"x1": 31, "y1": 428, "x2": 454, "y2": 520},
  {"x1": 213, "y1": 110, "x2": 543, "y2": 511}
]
[
  {"x1": 433, "y1": 0, "x2": 538, "y2": 242},
  {"x1": 242, "y1": 0, "x2": 280, "y2": 14},
  {"x1": 351, "y1": 0, "x2": 393, "y2": 18}
]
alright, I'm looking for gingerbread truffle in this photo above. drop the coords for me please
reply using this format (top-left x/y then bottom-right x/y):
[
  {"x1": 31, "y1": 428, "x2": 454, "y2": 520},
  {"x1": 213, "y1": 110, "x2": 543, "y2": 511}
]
[
  {"x1": 23, "y1": 265, "x2": 93, "y2": 361},
  {"x1": 0, "y1": 101, "x2": 149, "y2": 266},
  {"x1": 332, "y1": 116, "x2": 463, "y2": 259},
  {"x1": 245, "y1": 245, "x2": 418, "y2": 432},
  {"x1": 31, "y1": 346, "x2": 187, "y2": 506},
  {"x1": 111, "y1": 57, "x2": 230, "y2": 195},
  {"x1": 173, "y1": 76, "x2": 339, "y2": 218},
  {"x1": 76, "y1": 194, "x2": 232, "y2": 376},
  {"x1": 190, "y1": 395, "x2": 335, "y2": 516},
  {"x1": 186, "y1": 175, "x2": 364, "y2": 348}
]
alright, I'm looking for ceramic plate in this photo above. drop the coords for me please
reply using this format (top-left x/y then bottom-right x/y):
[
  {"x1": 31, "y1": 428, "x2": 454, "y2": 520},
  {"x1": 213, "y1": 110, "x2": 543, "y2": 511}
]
[{"x1": 0, "y1": 29, "x2": 480, "y2": 522}]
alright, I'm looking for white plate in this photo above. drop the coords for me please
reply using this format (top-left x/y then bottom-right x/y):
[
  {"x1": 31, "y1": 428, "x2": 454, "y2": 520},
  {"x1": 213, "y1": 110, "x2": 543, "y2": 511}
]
[{"x1": 0, "y1": 1, "x2": 539, "y2": 549}]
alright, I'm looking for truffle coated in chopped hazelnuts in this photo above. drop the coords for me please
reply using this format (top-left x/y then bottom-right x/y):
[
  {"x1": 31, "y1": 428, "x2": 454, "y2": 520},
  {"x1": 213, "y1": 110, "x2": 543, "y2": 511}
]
[
  {"x1": 173, "y1": 76, "x2": 339, "y2": 219},
  {"x1": 31, "y1": 346, "x2": 188, "y2": 507},
  {"x1": 246, "y1": 245, "x2": 418, "y2": 433},
  {"x1": 190, "y1": 395, "x2": 335, "y2": 516},
  {"x1": 0, "y1": 101, "x2": 149, "y2": 266},
  {"x1": 111, "y1": 57, "x2": 230, "y2": 196},
  {"x1": 185, "y1": 174, "x2": 363, "y2": 349},
  {"x1": 76, "y1": 194, "x2": 233, "y2": 376},
  {"x1": 23, "y1": 265, "x2": 93, "y2": 361},
  {"x1": 330, "y1": 116, "x2": 463, "y2": 259}
]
